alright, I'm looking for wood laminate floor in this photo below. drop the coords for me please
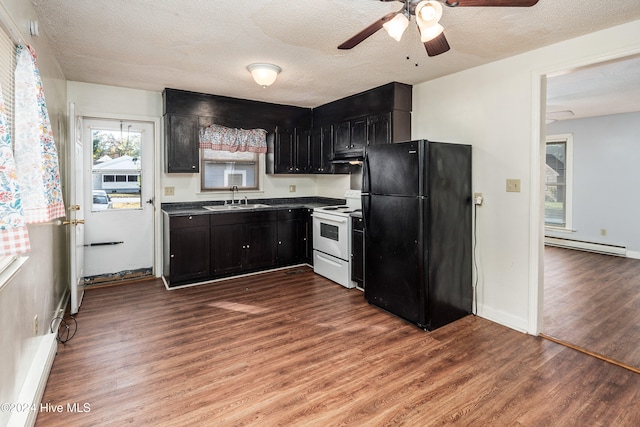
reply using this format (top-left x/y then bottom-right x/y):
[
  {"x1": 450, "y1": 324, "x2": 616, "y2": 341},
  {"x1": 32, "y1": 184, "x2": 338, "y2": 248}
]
[
  {"x1": 37, "y1": 267, "x2": 639, "y2": 426},
  {"x1": 543, "y1": 246, "x2": 640, "y2": 369}
]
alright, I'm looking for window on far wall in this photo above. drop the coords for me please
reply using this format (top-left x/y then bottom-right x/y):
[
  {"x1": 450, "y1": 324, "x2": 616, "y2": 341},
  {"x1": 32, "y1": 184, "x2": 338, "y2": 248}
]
[
  {"x1": 545, "y1": 134, "x2": 573, "y2": 229},
  {"x1": 200, "y1": 149, "x2": 259, "y2": 191}
]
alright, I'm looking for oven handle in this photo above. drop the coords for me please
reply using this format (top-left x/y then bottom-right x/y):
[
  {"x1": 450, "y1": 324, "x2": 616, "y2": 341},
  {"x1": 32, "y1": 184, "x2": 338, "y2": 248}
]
[{"x1": 311, "y1": 212, "x2": 348, "y2": 224}]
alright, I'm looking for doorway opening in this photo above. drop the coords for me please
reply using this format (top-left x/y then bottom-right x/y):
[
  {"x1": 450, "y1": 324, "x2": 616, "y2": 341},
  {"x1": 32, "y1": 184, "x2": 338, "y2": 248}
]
[{"x1": 537, "y1": 54, "x2": 640, "y2": 374}]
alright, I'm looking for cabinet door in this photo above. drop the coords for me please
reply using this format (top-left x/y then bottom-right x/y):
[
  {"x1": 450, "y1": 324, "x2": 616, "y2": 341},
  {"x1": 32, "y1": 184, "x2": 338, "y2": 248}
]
[
  {"x1": 333, "y1": 120, "x2": 351, "y2": 157},
  {"x1": 311, "y1": 125, "x2": 334, "y2": 173},
  {"x1": 295, "y1": 129, "x2": 311, "y2": 173},
  {"x1": 244, "y1": 221, "x2": 277, "y2": 270},
  {"x1": 303, "y1": 208, "x2": 314, "y2": 264},
  {"x1": 349, "y1": 117, "x2": 367, "y2": 154},
  {"x1": 169, "y1": 226, "x2": 210, "y2": 284},
  {"x1": 166, "y1": 114, "x2": 199, "y2": 173},
  {"x1": 351, "y1": 217, "x2": 364, "y2": 286},
  {"x1": 277, "y1": 219, "x2": 299, "y2": 265},
  {"x1": 275, "y1": 127, "x2": 295, "y2": 173},
  {"x1": 211, "y1": 224, "x2": 244, "y2": 276},
  {"x1": 367, "y1": 112, "x2": 391, "y2": 147}
]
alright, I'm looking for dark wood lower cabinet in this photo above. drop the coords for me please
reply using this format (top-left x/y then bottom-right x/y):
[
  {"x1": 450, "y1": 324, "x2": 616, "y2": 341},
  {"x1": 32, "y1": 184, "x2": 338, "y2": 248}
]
[
  {"x1": 351, "y1": 216, "x2": 364, "y2": 289},
  {"x1": 164, "y1": 214, "x2": 210, "y2": 285},
  {"x1": 165, "y1": 208, "x2": 312, "y2": 287},
  {"x1": 244, "y1": 221, "x2": 277, "y2": 271},
  {"x1": 210, "y1": 223, "x2": 244, "y2": 276}
]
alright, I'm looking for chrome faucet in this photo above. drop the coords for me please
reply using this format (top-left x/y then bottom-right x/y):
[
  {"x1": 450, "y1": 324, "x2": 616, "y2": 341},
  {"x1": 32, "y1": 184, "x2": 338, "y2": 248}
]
[
  {"x1": 243, "y1": 196, "x2": 248, "y2": 205},
  {"x1": 230, "y1": 185, "x2": 239, "y2": 204}
]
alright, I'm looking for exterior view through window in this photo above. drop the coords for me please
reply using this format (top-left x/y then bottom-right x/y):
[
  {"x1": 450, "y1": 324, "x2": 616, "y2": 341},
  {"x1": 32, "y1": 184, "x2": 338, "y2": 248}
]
[
  {"x1": 91, "y1": 125, "x2": 143, "y2": 211},
  {"x1": 545, "y1": 137, "x2": 570, "y2": 227},
  {"x1": 200, "y1": 148, "x2": 259, "y2": 191}
]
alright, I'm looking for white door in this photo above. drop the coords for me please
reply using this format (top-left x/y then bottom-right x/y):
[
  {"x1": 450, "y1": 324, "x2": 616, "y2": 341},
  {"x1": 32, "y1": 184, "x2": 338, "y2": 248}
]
[
  {"x1": 69, "y1": 103, "x2": 85, "y2": 314},
  {"x1": 82, "y1": 118, "x2": 155, "y2": 281}
]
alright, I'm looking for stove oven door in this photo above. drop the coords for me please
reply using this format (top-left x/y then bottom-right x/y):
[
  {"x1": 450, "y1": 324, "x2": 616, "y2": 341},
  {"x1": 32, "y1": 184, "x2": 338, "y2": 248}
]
[{"x1": 312, "y1": 211, "x2": 349, "y2": 260}]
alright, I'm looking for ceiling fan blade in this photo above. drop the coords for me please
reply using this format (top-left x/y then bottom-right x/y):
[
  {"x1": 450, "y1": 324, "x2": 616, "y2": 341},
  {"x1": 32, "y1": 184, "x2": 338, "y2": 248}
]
[
  {"x1": 338, "y1": 11, "x2": 399, "y2": 50},
  {"x1": 445, "y1": 0, "x2": 538, "y2": 6},
  {"x1": 423, "y1": 32, "x2": 450, "y2": 57}
]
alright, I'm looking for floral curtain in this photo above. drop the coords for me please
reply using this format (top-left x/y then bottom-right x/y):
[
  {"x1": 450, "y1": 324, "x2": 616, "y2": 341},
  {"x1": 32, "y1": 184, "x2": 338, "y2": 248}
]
[
  {"x1": 199, "y1": 123, "x2": 267, "y2": 153},
  {"x1": 13, "y1": 45, "x2": 65, "y2": 224},
  {"x1": 0, "y1": 85, "x2": 30, "y2": 257}
]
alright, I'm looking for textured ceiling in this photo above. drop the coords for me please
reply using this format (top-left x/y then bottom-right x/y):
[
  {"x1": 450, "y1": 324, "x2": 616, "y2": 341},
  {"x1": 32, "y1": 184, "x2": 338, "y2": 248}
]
[{"x1": 30, "y1": 0, "x2": 640, "y2": 113}]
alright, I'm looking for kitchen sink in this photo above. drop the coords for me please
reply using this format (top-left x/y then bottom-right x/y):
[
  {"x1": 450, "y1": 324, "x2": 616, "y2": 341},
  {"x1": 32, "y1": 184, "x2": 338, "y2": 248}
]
[{"x1": 203, "y1": 204, "x2": 271, "y2": 211}]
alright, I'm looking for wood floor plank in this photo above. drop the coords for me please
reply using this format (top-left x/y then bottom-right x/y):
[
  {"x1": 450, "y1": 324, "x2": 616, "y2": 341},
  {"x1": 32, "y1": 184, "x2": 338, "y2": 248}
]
[
  {"x1": 37, "y1": 266, "x2": 640, "y2": 426},
  {"x1": 544, "y1": 246, "x2": 640, "y2": 368}
]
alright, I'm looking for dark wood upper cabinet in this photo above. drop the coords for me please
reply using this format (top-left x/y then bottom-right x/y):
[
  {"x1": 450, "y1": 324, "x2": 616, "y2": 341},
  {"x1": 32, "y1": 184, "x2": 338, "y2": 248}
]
[
  {"x1": 163, "y1": 82, "x2": 411, "y2": 174},
  {"x1": 165, "y1": 114, "x2": 199, "y2": 173},
  {"x1": 367, "y1": 112, "x2": 391, "y2": 147},
  {"x1": 311, "y1": 125, "x2": 334, "y2": 174},
  {"x1": 268, "y1": 127, "x2": 312, "y2": 174}
]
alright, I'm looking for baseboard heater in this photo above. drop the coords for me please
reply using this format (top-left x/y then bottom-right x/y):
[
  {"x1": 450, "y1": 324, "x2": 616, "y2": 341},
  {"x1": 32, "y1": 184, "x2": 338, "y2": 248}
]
[{"x1": 544, "y1": 236, "x2": 626, "y2": 257}]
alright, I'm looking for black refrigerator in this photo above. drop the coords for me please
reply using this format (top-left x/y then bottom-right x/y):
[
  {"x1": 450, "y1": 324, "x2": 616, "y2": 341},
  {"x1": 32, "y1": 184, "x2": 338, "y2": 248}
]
[{"x1": 362, "y1": 140, "x2": 472, "y2": 331}]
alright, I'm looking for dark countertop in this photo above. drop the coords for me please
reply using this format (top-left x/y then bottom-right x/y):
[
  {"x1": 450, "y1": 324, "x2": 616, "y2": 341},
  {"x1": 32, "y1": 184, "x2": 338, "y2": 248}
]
[{"x1": 161, "y1": 196, "x2": 344, "y2": 216}]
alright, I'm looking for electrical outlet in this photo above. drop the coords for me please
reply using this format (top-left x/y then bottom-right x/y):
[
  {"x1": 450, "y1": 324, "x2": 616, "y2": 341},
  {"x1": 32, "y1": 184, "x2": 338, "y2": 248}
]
[
  {"x1": 601, "y1": 228, "x2": 607, "y2": 236},
  {"x1": 289, "y1": 185, "x2": 296, "y2": 193},
  {"x1": 164, "y1": 186, "x2": 175, "y2": 196},
  {"x1": 506, "y1": 179, "x2": 521, "y2": 193},
  {"x1": 473, "y1": 193, "x2": 483, "y2": 206},
  {"x1": 33, "y1": 315, "x2": 38, "y2": 335}
]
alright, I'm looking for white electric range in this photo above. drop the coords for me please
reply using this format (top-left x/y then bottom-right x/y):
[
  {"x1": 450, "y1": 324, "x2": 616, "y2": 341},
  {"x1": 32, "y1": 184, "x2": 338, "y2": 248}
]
[{"x1": 312, "y1": 190, "x2": 361, "y2": 288}]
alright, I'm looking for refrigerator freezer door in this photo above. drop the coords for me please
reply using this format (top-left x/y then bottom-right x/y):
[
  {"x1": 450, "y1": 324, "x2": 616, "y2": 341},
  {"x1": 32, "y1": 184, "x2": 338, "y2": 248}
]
[
  {"x1": 364, "y1": 141, "x2": 423, "y2": 197},
  {"x1": 364, "y1": 194, "x2": 425, "y2": 326}
]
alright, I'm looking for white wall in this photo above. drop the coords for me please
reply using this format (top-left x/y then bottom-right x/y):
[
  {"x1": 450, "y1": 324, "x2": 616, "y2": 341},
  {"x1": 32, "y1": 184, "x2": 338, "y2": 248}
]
[
  {"x1": 0, "y1": 1, "x2": 67, "y2": 425},
  {"x1": 546, "y1": 112, "x2": 640, "y2": 255},
  {"x1": 412, "y1": 20, "x2": 640, "y2": 333}
]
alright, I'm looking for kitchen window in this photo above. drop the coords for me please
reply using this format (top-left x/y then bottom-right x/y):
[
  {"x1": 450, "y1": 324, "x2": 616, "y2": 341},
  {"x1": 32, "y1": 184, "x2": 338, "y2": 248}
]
[
  {"x1": 200, "y1": 148, "x2": 259, "y2": 191},
  {"x1": 545, "y1": 134, "x2": 573, "y2": 230}
]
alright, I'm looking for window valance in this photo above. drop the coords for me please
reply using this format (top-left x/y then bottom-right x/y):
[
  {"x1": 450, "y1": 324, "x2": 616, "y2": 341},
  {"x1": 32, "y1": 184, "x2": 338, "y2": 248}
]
[{"x1": 199, "y1": 124, "x2": 267, "y2": 154}]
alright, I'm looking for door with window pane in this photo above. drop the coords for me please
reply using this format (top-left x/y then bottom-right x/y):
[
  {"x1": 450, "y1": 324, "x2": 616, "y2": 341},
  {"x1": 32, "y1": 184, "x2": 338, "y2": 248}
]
[{"x1": 82, "y1": 118, "x2": 155, "y2": 282}]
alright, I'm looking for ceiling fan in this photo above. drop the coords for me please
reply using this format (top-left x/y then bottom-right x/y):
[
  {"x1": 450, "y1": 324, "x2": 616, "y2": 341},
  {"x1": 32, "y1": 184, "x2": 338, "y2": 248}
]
[{"x1": 338, "y1": 0, "x2": 539, "y2": 57}]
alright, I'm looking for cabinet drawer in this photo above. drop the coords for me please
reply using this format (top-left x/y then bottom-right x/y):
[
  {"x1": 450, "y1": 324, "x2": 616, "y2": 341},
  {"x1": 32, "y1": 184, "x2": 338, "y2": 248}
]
[
  {"x1": 277, "y1": 208, "x2": 304, "y2": 221},
  {"x1": 170, "y1": 214, "x2": 209, "y2": 229}
]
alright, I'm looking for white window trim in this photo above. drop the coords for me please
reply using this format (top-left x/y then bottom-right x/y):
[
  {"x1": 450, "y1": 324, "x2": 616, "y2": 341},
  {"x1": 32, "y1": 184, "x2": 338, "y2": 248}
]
[{"x1": 545, "y1": 133, "x2": 573, "y2": 232}]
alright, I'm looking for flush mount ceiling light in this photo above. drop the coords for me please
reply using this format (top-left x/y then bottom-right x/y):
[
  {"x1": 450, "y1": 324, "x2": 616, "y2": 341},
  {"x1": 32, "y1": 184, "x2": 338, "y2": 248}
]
[
  {"x1": 247, "y1": 63, "x2": 282, "y2": 88},
  {"x1": 546, "y1": 110, "x2": 575, "y2": 120}
]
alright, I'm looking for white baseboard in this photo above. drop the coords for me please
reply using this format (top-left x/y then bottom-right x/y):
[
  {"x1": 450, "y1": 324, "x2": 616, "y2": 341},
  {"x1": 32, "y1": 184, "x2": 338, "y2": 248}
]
[
  {"x1": 477, "y1": 304, "x2": 529, "y2": 334},
  {"x1": 544, "y1": 236, "x2": 626, "y2": 257},
  {"x1": 8, "y1": 334, "x2": 57, "y2": 427},
  {"x1": 627, "y1": 250, "x2": 640, "y2": 260}
]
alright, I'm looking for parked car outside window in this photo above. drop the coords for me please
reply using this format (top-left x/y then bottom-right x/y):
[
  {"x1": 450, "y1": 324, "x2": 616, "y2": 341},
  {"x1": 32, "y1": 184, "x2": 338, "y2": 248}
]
[{"x1": 92, "y1": 190, "x2": 113, "y2": 211}]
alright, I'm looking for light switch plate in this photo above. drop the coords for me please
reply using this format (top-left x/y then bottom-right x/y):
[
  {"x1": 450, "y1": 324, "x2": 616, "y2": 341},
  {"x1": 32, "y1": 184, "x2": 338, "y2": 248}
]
[{"x1": 506, "y1": 179, "x2": 521, "y2": 193}]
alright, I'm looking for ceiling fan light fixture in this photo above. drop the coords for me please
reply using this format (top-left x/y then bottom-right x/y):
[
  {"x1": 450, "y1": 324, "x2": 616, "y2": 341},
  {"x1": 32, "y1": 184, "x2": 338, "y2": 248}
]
[
  {"x1": 382, "y1": 12, "x2": 410, "y2": 42},
  {"x1": 419, "y1": 23, "x2": 444, "y2": 42},
  {"x1": 416, "y1": 1, "x2": 443, "y2": 27},
  {"x1": 247, "y1": 63, "x2": 282, "y2": 87}
]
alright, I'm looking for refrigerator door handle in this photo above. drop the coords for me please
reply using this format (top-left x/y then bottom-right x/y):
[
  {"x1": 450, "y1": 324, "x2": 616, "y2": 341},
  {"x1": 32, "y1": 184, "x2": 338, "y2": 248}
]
[
  {"x1": 362, "y1": 152, "x2": 371, "y2": 194},
  {"x1": 362, "y1": 194, "x2": 370, "y2": 231}
]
